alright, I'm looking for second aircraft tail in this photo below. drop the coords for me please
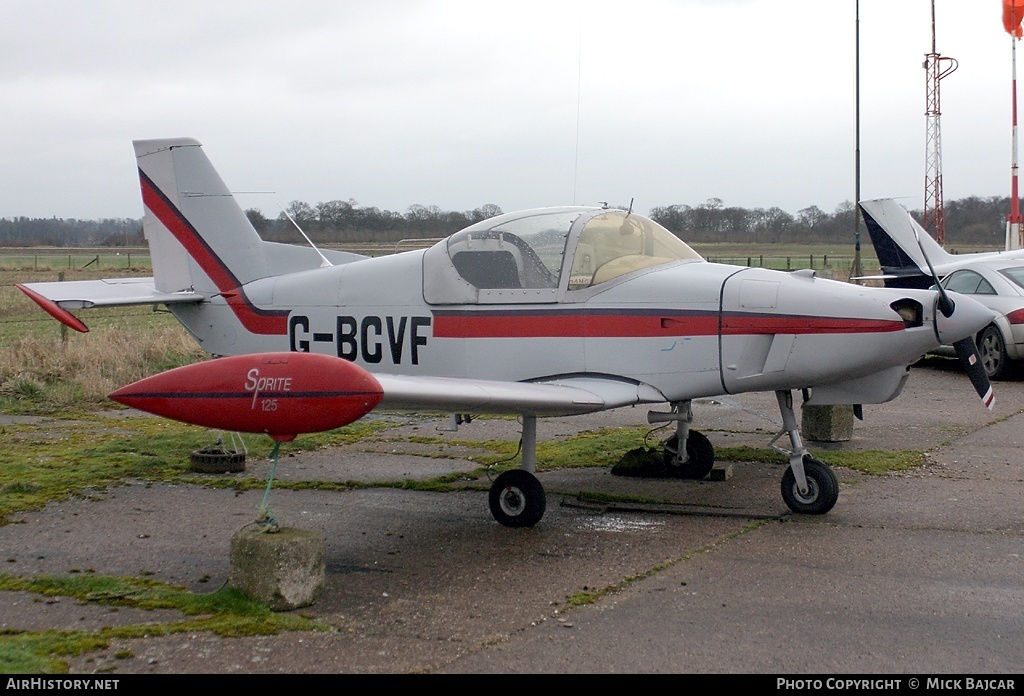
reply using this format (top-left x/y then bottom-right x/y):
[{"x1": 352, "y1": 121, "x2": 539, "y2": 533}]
[{"x1": 859, "y1": 198, "x2": 956, "y2": 289}]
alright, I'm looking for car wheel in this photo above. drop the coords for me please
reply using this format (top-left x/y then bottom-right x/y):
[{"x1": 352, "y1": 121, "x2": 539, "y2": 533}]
[{"x1": 977, "y1": 325, "x2": 1010, "y2": 380}]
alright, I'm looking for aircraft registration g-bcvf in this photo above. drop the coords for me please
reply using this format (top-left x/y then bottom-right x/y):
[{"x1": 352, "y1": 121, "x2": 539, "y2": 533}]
[{"x1": 17, "y1": 139, "x2": 998, "y2": 527}]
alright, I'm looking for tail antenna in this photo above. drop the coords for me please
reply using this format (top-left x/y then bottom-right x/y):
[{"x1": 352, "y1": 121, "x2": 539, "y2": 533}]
[{"x1": 278, "y1": 202, "x2": 333, "y2": 268}]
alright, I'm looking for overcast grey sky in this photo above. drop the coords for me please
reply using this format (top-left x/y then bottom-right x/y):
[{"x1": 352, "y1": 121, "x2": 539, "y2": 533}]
[{"x1": 0, "y1": 0, "x2": 1017, "y2": 220}]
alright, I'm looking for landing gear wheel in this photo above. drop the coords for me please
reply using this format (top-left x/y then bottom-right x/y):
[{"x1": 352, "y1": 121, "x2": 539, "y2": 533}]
[
  {"x1": 662, "y1": 430, "x2": 715, "y2": 479},
  {"x1": 781, "y1": 455, "x2": 838, "y2": 515},
  {"x1": 489, "y1": 470, "x2": 546, "y2": 528},
  {"x1": 978, "y1": 325, "x2": 1009, "y2": 380}
]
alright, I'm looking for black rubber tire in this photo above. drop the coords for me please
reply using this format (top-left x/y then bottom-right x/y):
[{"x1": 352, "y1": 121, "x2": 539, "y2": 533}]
[
  {"x1": 488, "y1": 470, "x2": 546, "y2": 528},
  {"x1": 189, "y1": 449, "x2": 246, "y2": 473},
  {"x1": 781, "y1": 455, "x2": 838, "y2": 515},
  {"x1": 977, "y1": 325, "x2": 1010, "y2": 380},
  {"x1": 662, "y1": 430, "x2": 715, "y2": 480}
]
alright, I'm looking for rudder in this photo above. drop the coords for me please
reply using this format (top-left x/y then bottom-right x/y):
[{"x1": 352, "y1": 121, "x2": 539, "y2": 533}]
[{"x1": 134, "y1": 138, "x2": 270, "y2": 296}]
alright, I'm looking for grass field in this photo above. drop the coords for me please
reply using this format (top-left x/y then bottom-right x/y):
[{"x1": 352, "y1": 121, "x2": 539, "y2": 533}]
[{"x1": 0, "y1": 262, "x2": 203, "y2": 413}]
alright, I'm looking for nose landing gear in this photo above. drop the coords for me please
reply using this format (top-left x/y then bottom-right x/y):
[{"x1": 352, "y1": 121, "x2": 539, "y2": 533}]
[{"x1": 770, "y1": 390, "x2": 839, "y2": 515}]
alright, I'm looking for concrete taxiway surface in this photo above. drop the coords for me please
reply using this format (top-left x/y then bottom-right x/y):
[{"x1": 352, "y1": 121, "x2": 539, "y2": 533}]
[{"x1": 0, "y1": 357, "x2": 1020, "y2": 674}]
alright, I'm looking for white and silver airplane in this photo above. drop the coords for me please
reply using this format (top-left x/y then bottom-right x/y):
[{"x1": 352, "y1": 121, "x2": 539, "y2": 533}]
[{"x1": 17, "y1": 139, "x2": 998, "y2": 527}]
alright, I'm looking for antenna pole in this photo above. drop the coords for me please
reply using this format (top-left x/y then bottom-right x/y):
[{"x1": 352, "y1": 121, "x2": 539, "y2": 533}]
[{"x1": 852, "y1": 0, "x2": 863, "y2": 283}]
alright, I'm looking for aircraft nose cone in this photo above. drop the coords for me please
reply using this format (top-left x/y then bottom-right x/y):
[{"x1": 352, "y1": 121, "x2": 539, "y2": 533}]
[{"x1": 935, "y1": 291, "x2": 997, "y2": 345}]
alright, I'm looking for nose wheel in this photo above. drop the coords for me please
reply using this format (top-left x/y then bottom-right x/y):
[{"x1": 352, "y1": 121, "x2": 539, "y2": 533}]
[
  {"x1": 781, "y1": 455, "x2": 838, "y2": 514},
  {"x1": 772, "y1": 390, "x2": 840, "y2": 515}
]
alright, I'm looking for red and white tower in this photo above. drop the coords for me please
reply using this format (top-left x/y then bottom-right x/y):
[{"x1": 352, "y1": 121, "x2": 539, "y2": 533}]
[
  {"x1": 923, "y1": 0, "x2": 956, "y2": 247},
  {"x1": 1003, "y1": 0, "x2": 1024, "y2": 250}
]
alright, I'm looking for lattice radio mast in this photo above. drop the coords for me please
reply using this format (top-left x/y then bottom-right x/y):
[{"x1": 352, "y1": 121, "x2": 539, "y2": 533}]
[{"x1": 923, "y1": 0, "x2": 957, "y2": 247}]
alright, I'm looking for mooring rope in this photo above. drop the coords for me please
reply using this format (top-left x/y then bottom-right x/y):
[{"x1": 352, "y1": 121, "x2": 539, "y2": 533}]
[{"x1": 255, "y1": 441, "x2": 281, "y2": 533}]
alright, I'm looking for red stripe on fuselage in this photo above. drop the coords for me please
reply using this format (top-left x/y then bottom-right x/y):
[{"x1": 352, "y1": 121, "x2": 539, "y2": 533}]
[
  {"x1": 139, "y1": 170, "x2": 287, "y2": 335},
  {"x1": 432, "y1": 310, "x2": 904, "y2": 338},
  {"x1": 433, "y1": 311, "x2": 718, "y2": 338},
  {"x1": 720, "y1": 314, "x2": 904, "y2": 335}
]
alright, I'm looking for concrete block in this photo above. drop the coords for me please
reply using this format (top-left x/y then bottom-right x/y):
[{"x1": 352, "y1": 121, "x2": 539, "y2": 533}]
[
  {"x1": 229, "y1": 526, "x2": 325, "y2": 611},
  {"x1": 801, "y1": 404, "x2": 854, "y2": 442},
  {"x1": 708, "y1": 464, "x2": 733, "y2": 481}
]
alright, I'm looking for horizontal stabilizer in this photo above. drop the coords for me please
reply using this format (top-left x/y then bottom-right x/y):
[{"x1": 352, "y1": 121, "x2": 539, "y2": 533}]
[
  {"x1": 18, "y1": 278, "x2": 203, "y2": 310},
  {"x1": 18, "y1": 278, "x2": 203, "y2": 333}
]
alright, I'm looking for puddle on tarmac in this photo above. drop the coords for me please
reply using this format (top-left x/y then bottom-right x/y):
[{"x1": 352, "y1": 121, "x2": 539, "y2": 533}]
[{"x1": 577, "y1": 515, "x2": 665, "y2": 533}]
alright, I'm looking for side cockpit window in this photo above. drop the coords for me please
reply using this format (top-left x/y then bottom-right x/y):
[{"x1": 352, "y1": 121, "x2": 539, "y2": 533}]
[
  {"x1": 451, "y1": 249, "x2": 521, "y2": 288},
  {"x1": 568, "y1": 212, "x2": 702, "y2": 289},
  {"x1": 446, "y1": 211, "x2": 579, "y2": 290}
]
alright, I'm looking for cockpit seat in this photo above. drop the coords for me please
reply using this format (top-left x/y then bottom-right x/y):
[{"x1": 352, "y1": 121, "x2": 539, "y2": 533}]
[{"x1": 451, "y1": 250, "x2": 522, "y2": 289}]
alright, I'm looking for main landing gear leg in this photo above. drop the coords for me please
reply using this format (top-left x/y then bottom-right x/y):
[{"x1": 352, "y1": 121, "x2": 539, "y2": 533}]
[
  {"x1": 488, "y1": 415, "x2": 547, "y2": 528},
  {"x1": 769, "y1": 390, "x2": 839, "y2": 515},
  {"x1": 648, "y1": 400, "x2": 715, "y2": 479}
]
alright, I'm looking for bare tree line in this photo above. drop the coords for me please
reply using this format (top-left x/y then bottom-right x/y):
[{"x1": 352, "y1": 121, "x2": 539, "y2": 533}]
[
  {"x1": 0, "y1": 195, "x2": 1011, "y2": 248},
  {"x1": 649, "y1": 195, "x2": 1009, "y2": 246}
]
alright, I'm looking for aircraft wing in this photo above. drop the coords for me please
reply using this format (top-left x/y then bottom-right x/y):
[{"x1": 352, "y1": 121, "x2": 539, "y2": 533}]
[
  {"x1": 375, "y1": 373, "x2": 667, "y2": 417},
  {"x1": 17, "y1": 278, "x2": 203, "y2": 332}
]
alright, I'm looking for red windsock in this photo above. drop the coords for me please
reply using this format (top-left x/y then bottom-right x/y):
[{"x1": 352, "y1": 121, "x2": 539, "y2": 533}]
[{"x1": 1004, "y1": 0, "x2": 1024, "y2": 37}]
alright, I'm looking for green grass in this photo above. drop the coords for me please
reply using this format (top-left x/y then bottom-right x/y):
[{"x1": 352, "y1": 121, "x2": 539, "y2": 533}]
[
  {"x1": 399, "y1": 428, "x2": 928, "y2": 479},
  {"x1": 0, "y1": 574, "x2": 322, "y2": 674},
  {"x1": 0, "y1": 415, "x2": 402, "y2": 523},
  {"x1": 714, "y1": 445, "x2": 926, "y2": 475},
  {"x1": 0, "y1": 254, "x2": 151, "y2": 272},
  {"x1": 0, "y1": 262, "x2": 206, "y2": 416}
]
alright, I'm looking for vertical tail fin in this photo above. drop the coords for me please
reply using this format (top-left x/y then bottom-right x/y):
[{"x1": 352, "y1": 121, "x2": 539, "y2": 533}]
[
  {"x1": 133, "y1": 138, "x2": 270, "y2": 296},
  {"x1": 859, "y1": 199, "x2": 955, "y2": 289}
]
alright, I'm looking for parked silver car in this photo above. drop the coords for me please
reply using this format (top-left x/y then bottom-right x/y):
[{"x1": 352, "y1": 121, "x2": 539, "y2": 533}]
[{"x1": 936, "y1": 260, "x2": 1024, "y2": 379}]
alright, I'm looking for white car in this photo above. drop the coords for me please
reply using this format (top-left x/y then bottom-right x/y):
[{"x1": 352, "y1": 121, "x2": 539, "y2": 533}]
[{"x1": 936, "y1": 261, "x2": 1024, "y2": 379}]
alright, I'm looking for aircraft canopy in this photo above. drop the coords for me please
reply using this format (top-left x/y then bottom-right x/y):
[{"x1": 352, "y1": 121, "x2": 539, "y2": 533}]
[{"x1": 422, "y1": 207, "x2": 701, "y2": 304}]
